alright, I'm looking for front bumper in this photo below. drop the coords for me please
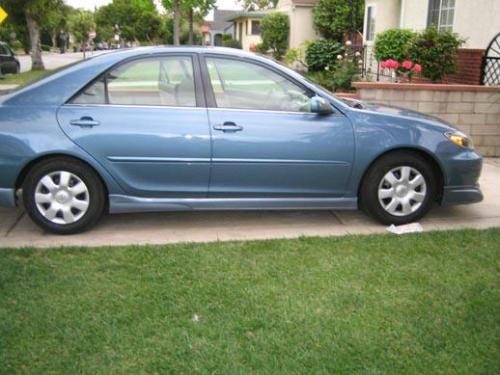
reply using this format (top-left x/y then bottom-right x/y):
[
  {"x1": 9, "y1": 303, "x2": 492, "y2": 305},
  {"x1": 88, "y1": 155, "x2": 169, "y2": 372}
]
[
  {"x1": 441, "y1": 184, "x2": 483, "y2": 206},
  {"x1": 0, "y1": 188, "x2": 15, "y2": 207}
]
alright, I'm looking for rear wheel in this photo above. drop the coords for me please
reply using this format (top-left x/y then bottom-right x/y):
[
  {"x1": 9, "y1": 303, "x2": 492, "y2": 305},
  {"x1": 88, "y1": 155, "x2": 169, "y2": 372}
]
[
  {"x1": 360, "y1": 152, "x2": 437, "y2": 225},
  {"x1": 23, "y1": 158, "x2": 106, "y2": 234}
]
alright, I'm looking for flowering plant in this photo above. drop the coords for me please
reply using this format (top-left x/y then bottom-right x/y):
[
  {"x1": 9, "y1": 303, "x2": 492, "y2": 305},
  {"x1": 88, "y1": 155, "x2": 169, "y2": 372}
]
[{"x1": 380, "y1": 59, "x2": 422, "y2": 82}]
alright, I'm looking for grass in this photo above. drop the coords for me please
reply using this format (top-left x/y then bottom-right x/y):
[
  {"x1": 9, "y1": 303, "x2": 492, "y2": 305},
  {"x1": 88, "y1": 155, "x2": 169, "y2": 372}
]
[
  {"x1": 0, "y1": 69, "x2": 53, "y2": 86},
  {"x1": 1, "y1": 229, "x2": 499, "y2": 374}
]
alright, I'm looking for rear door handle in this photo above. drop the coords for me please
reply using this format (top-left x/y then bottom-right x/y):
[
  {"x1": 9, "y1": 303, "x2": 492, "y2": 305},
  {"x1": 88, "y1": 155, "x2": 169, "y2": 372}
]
[
  {"x1": 70, "y1": 116, "x2": 100, "y2": 128},
  {"x1": 213, "y1": 122, "x2": 244, "y2": 132}
]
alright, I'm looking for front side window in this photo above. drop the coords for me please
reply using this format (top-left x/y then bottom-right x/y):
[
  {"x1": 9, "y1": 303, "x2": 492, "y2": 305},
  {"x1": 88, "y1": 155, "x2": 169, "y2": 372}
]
[
  {"x1": 428, "y1": 0, "x2": 455, "y2": 32},
  {"x1": 205, "y1": 57, "x2": 312, "y2": 112},
  {"x1": 72, "y1": 56, "x2": 196, "y2": 107},
  {"x1": 366, "y1": 6, "x2": 376, "y2": 41}
]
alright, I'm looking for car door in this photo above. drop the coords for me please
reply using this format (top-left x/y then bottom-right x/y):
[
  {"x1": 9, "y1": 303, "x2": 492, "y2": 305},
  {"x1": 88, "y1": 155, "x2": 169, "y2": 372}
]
[
  {"x1": 201, "y1": 55, "x2": 355, "y2": 198},
  {"x1": 57, "y1": 54, "x2": 211, "y2": 198}
]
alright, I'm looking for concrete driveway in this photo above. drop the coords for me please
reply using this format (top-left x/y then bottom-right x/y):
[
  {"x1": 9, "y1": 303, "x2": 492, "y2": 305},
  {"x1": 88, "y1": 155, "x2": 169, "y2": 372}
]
[{"x1": 1, "y1": 159, "x2": 499, "y2": 248}]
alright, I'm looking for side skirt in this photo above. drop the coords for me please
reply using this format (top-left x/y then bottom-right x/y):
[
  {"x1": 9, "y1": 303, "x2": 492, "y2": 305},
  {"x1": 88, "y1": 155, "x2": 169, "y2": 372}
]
[{"x1": 109, "y1": 195, "x2": 358, "y2": 214}]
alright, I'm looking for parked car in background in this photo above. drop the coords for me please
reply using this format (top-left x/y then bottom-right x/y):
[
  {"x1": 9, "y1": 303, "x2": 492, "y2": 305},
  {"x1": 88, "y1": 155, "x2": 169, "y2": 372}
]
[
  {"x1": 0, "y1": 47, "x2": 483, "y2": 234},
  {"x1": 96, "y1": 42, "x2": 109, "y2": 50},
  {"x1": 0, "y1": 41, "x2": 20, "y2": 74}
]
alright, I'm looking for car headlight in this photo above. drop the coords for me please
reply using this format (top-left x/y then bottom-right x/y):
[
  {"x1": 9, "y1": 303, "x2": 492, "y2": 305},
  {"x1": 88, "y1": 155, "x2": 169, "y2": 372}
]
[{"x1": 445, "y1": 131, "x2": 474, "y2": 149}]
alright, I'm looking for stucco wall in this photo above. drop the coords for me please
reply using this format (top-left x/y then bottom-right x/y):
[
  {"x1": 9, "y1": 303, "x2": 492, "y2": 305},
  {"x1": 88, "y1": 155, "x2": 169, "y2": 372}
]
[
  {"x1": 354, "y1": 82, "x2": 500, "y2": 157},
  {"x1": 363, "y1": 0, "x2": 400, "y2": 46},
  {"x1": 289, "y1": 6, "x2": 319, "y2": 48},
  {"x1": 453, "y1": 0, "x2": 500, "y2": 49},
  {"x1": 374, "y1": 0, "x2": 500, "y2": 49}
]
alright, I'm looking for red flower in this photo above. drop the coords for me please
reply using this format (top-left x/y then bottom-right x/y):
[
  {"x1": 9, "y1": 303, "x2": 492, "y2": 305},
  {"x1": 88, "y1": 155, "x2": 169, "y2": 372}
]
[
  {"x1": 387, "y1": 59, "x2": 399, "y2": 69},
  {"x1": 402, "y1": 60, "x2": 413, "y2": 70},
  {"x1": 413, "y1": 64, "x2": 422, "y2": 73}
]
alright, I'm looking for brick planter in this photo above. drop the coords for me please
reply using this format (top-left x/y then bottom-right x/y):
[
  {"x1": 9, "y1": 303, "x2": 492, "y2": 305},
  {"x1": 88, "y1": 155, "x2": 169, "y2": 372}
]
[{"x1": 353, "y1": 82, "x2": 500, "y2": 157}]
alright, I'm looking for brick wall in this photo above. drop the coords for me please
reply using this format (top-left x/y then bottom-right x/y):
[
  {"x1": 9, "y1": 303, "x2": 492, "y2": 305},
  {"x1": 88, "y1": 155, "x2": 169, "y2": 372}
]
[
  {"x1": 352, "y1": 82, "x2": 500, "y2": 157},
  {"x1": 446, "y1": 49, "x2": 486, "y2": 85},
  {"x1": 412, "y1": 49, "x2": 486, "y2": 85},
  {"x1": 367, "y1": 48, "x2": 486, "y2": 86}
]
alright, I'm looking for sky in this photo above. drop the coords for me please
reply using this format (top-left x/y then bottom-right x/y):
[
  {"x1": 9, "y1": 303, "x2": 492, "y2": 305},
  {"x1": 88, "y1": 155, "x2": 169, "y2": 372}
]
[{"x1": 64, "y1": 0, "x2": 242, "y2": 13}]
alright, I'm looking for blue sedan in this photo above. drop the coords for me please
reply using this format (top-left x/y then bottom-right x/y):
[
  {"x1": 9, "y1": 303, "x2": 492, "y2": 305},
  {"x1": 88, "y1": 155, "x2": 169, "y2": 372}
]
[{"x1": 0, "y1": 47, "x2": 483, "y2": 234}]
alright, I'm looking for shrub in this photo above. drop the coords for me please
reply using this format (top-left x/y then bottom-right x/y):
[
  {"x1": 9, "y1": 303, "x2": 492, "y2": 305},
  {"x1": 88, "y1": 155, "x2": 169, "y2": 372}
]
[
  {"x1": 374, "y1": 29, "x2": 416, "y2": 61},
  {"x1": 307, "y1": 70, "x2": 335, "y2": 91},
  {"x1": 255, "y1": 42, "x2": 268, "y2": 54},
  {"x1": 312, "y1": 0, "x2": 364, "y2": 41},
  {"x1": 260, "y1": 12, "x2": 289, "y2": 60},
  {"x1": 407, "y1": 26, "x2": 464, "y2": 82},
  {"x1": 331, "y1": 56, "x2": 360, "y2": 91},
  {"x1": 306, "y1": 45, "x2": 360, "y2": 92},
  {"x1": 8, "y1": 40, "x2": 23, "y2": 52},
  {"x1": 41, "y1": 44, "x2": 51, "y2": 52},
  {"x1": 222, "y1": 34, "x2": 242, "y2": 49},
  {"x1": 305, "y1": 39, "x2": 343, "y2": 72}
]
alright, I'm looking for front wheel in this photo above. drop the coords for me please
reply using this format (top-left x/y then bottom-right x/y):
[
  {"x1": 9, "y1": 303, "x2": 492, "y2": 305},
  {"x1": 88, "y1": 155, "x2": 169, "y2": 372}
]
[
  {"x1": 360, "y1": 152, "x2": 437, "y2": 225},
  {"x1": 23, "y1": 158, "x2": 106, "y2": 234}
]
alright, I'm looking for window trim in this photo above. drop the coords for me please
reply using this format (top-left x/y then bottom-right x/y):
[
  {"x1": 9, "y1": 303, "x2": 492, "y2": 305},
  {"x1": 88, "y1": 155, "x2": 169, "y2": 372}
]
[
  {"x1": 199, "y1": 54, "x2": 315, "y2": 112},
  {"x1": 427, "y1": 0, "x2": 455, "y2": 31},
  {"x1": 66, "y1": 53, "x2": 206, "y2": 108},
  {"x1": 365, "y1": 4, "x2": 376, "y2": 43}
]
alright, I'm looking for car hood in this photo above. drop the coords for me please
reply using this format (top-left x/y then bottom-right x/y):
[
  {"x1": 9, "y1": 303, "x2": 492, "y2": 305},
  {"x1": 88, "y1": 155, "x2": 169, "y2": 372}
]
[{"x1": 356, "y1": 101, "x2": 457, "y2": 130}]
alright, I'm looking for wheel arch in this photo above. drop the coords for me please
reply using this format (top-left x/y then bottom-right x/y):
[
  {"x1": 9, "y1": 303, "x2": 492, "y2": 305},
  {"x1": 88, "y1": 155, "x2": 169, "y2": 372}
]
[
  {"x1": 15, "y1": 153, "x2": 110, "y2": 202},
  {"x1": 358, "y1": 147, "x2": 445, "y2": 202}
]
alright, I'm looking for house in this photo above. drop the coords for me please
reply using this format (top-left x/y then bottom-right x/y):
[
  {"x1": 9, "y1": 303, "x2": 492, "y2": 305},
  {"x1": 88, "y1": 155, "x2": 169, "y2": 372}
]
[
  {"x1": 274, "y1": 0, "x2": 320, "y2": 49},
  {"x1": 229, "y1": 10, "x2": 269, "y2": 51},
  {"x1": 227, "y1": 0, "x2": 320, "y2": 52},
  {"x1": 363, "y1": 0, "x2": 500, "y2": 83},
  {"x1": 202, "y1": 10, "x2": 239, "y2": 46}
]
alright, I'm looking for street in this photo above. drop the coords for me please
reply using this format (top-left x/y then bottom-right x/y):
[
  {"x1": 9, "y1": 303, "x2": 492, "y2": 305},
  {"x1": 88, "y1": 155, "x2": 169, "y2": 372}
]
[{"x1": 17, "y1": 50, "x2": 110, "y2": 72}]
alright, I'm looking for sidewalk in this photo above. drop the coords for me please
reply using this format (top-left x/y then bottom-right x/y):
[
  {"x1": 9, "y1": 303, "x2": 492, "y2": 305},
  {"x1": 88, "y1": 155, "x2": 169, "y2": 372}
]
[{"x1": 1, "y1": 159, "x2": 499, "y2": 249}]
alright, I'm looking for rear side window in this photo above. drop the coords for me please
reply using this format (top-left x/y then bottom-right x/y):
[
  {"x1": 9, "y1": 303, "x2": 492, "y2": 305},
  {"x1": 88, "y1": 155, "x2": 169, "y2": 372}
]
[{"x1": 72, "y1": 56, "x2": 197, "y2": 107}]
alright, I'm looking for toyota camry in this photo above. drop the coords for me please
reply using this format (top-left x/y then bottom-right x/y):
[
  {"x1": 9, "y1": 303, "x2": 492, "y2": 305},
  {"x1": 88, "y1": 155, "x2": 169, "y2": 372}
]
[{"x1": 0, "y1": 47, "x2": 483, "y2": 234}]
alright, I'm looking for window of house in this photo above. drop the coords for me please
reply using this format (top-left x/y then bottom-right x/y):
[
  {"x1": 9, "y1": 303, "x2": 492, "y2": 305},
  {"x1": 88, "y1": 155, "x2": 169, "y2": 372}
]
[
  {"x1": 205, "y1": 57, "x2": 312, "y2": 112},
  {"x1": 428, "y1": 0, "x2": 455, "y2": 32},
  {"x1": 251, "y1": 21, "x2": 261, "y2": 35},
  {"x1": 366, "y1": 6, "x2": 376, "y2": 41},
  {"x1": 72, "y1": 56, "x2": 196, "y2": 107}
]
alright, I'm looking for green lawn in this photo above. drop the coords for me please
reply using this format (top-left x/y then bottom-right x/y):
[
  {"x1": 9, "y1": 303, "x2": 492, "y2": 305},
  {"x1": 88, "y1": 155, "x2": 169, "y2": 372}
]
[
  {"x1": 0, "y1": 69, "x2": 53, "y2": 85},
  {"x1": 1, "y1": 229, "x2": 499, "y2": 374}
]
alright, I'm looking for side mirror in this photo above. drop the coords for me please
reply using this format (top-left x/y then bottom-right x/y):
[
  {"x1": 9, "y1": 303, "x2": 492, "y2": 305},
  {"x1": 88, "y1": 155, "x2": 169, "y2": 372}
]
[{"x1": 309, "y1": 96, "x2": 334, "y2": 115}]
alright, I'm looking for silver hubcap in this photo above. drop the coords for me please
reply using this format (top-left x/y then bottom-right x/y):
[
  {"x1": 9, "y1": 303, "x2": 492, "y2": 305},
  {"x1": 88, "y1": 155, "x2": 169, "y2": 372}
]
[
  {"x1": 34, "y1": 171, "x2": 90, "y2": 225},
  {"x1": 378, "y1": 166, "x2": 427, "y2": 217}
]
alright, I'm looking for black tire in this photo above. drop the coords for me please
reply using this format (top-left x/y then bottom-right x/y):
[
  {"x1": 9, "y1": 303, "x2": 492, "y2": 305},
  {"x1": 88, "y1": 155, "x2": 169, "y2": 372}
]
[
  {"x1": 23, "y1": 157, "x2": 106, "y2": 234},
  {"x1": 360, "y1": 151, "x2": 437, "y2": 225}
]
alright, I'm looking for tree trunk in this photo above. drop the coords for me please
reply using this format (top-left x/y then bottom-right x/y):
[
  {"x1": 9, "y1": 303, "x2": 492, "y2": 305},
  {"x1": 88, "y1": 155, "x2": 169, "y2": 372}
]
[
  {"x1": 25, "y1": 11, "x2": 45, "y2": 70},
  {"x1": 51, "y1": 32, "x2": 57, "y2": 48},
  {"x1": 188, "y1": 8, "x2": 194, "y2": 45},
  {"x1": 173, "y1": 0, "x2": 180, "y2": 46}
]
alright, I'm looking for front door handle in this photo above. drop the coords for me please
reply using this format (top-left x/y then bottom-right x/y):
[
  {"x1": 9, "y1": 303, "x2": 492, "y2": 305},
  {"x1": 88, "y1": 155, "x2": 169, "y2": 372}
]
[
  {"x1": 70, "y1": 116, "x2": 100, "y2": 128},
  {"x1": 213, "y1": 122, "x2": 243, "y2": 132}
]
